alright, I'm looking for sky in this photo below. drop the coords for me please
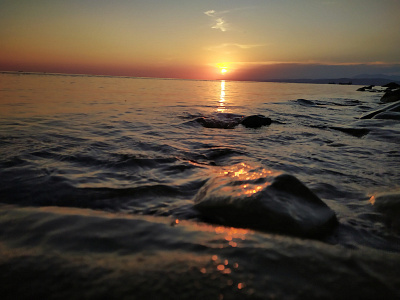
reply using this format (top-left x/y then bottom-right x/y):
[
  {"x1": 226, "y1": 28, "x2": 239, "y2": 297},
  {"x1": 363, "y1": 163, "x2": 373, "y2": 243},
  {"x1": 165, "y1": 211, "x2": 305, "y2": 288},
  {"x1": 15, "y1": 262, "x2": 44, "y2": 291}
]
[{"x1": 1, "y1": 0, "x2": 400, "y2": 80}]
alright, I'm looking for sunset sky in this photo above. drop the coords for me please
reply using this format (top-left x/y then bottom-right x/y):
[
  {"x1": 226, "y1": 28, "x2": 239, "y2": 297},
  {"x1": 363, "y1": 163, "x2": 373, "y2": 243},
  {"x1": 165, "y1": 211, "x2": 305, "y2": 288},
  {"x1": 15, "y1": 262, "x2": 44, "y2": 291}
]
[{"x1": 1, "y1": 0, "x2": 400, "y2": 80}]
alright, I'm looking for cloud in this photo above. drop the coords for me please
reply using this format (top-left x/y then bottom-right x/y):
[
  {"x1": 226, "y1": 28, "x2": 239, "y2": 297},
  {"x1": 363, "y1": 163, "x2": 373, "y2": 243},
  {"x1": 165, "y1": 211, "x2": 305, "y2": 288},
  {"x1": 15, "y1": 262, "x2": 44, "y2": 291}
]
[
  {"x1": 204, "y1": 10, "x2": 216, "y2": 17},
  {"x1": 211, "y1": 18, "x2": 227, "y2": 32},
  {"x1": 206, "y1": 43, "x2": 265, "y2": 51},
  {"x1": 204, "y1": 9, "x2": 228, "y2": 32},
  {"x1": 223, "y1": 61, "x2": 400, "y2": 81}
]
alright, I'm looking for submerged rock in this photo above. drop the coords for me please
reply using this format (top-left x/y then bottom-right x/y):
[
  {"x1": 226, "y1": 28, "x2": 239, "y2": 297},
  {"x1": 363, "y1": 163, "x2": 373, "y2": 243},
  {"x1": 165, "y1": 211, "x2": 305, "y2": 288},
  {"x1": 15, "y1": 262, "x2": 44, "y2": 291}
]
[
  {"x1": 297, "y1": 99, "x2": 316, "y2": 106},
  {"x1": 240, "y1": 115, "x2": 272, "y2": 128},
  {"x1": 195, "y1": 117, "x2": 238, "y2": 129},
  {"x1": 380, "y1": 88, "x2": 400, "y2": 103},
  {"x1": 330, "y1": 126, "x2": 370, "y2": 137},
  {"x1": 193, "y1": 164, "x2": 337, "y2": 238}
]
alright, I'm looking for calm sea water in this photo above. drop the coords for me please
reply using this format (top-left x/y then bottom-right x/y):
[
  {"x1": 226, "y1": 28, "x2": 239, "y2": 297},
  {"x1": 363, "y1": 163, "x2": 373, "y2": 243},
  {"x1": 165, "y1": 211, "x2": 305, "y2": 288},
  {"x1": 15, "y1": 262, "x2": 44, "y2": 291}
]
[{"x1": 1, "y1": 73, "x2": 399, "y2": 299}]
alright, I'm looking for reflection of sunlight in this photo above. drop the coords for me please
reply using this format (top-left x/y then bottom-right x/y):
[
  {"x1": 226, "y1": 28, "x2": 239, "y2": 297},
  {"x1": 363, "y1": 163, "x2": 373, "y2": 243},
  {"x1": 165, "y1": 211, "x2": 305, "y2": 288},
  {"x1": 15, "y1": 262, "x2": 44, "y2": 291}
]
[
  {"x1": 211, "y1": 227, "x2": 247, "y2": 281},
  {"x1": 214, "y1": 226, "x2": 249, "y2": 248},
  {"x1": 193, "y1": 222, "x2": 251, "y2": 248},
  {"x1": 369, "y1": 195, "x2": 375, "y2": 205},
  {"x1": 220, "y1": 162, "x2": 281, "y2": 197},
  {"x1": 192, "y1": 221, "x2": 248, "y2": 287},
  {"x1": 217, "y1": 80, "x2": 226, "y2": 113}
]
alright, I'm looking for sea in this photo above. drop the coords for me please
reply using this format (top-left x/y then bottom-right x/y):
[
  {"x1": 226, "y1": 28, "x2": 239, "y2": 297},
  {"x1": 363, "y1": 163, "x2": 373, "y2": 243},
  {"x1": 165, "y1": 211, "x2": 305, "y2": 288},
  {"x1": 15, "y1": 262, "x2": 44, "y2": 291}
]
[{"x1": 0, "y1": 72, "x2": 399, "y2": 299}]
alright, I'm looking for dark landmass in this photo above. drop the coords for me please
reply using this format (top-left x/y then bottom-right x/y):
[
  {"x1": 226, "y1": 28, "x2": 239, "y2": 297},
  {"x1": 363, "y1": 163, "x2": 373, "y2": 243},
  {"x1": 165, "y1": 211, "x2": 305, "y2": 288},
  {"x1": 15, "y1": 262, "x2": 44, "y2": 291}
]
[{"x1": 259, "y1": 77, "x2": 400, "y2": 86}]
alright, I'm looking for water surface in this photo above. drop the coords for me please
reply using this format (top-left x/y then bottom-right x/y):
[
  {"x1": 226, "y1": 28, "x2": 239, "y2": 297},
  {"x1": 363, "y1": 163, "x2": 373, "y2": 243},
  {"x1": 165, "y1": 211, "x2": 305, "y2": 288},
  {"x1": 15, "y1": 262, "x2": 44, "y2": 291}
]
[{"x1": 1, "y1": 73, "x2": 399, "y2": 299}]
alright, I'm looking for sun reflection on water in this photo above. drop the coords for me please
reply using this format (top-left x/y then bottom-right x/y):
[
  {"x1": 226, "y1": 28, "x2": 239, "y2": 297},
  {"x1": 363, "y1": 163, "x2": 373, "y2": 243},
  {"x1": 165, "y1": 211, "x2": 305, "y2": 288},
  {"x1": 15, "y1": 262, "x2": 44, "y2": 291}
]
[
  {"x1": 214, "y1": 226, "x2": 249, "y2": 247},
  {"x1": 217, "y1": 80, "x2": 226, "y2": 113},
  {"x1": 192, "y1": 221, "x2": 251, "y2": 293}
]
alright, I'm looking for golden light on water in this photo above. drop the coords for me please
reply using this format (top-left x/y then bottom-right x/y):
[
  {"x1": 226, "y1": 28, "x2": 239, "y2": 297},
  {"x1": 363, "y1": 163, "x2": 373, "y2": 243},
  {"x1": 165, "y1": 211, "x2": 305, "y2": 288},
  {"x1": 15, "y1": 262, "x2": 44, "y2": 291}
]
[
  {"x1": 214, "y1": 226, "x2": 249, "y2": 248},
  {"x1": 217, "y1": 80, "x2": 226, "y2": 113}
]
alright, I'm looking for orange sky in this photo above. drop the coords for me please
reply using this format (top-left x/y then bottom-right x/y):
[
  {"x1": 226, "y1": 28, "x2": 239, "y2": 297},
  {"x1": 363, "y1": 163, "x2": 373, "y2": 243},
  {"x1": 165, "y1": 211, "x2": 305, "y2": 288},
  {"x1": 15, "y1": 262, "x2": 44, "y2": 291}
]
[{"x1": 1, "y1": 0, "x2": 400, "y2": 80}]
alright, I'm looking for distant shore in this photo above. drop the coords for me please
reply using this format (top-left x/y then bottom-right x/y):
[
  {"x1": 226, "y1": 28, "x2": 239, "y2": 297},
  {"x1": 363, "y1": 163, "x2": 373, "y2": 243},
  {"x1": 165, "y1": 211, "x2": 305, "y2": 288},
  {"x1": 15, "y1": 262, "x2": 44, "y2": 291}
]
[
  {"x1": 2, "y1": 70, "x2": 399, "y2": 86},
  {"x1": 254, "y1": 77, "x2": 400, "y2": 86}
]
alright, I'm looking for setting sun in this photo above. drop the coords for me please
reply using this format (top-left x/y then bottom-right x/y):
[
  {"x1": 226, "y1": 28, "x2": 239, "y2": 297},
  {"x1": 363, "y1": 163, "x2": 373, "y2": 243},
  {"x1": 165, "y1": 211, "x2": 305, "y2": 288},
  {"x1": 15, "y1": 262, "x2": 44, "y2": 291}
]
[{"x1": 217, "y1": 63, "x2": 229, "y2": 76}]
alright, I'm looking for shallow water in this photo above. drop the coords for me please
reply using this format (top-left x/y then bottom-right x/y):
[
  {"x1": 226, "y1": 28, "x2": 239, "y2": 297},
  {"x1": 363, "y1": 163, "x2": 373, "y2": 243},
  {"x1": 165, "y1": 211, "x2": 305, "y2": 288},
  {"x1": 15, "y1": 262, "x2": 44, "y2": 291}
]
[{"x1": 1, "y1": 73, "x2": 400, "y2": 299}]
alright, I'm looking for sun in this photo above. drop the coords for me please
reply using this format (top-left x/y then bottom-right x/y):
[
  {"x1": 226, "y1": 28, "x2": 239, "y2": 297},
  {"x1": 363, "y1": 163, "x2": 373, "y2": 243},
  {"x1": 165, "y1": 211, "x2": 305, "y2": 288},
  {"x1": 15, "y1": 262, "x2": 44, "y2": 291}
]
[{"x1": 216, "y1": 63, "x2": 230, "y2": 77}]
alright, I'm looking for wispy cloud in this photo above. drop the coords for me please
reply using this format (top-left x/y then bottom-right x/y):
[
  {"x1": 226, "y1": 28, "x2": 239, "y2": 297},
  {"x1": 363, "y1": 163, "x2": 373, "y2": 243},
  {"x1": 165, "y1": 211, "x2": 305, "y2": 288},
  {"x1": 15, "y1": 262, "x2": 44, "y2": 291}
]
[
  {"x1": 204, "y1": 10, "x2": 216, "y2": 17},
  {"x1": 211, "y1": 18, "x2": 227, "y2": 32},
  {"x1": 209, "y1": 43, "x2": 264, "y2": 50},
  {"x1": 204, "y1": 9, "x2": 228, "y2": 32}
]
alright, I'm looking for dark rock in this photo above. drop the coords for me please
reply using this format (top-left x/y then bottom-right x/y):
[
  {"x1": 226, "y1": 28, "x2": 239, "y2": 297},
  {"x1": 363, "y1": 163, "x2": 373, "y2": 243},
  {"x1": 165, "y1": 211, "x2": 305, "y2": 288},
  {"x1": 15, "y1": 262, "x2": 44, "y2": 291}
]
[
  {"x1": 370, "y1": 191, "x2": 400, "y2": 232},
  {"x1": 371, "y1": 191, "x2": 400, "y2": 211},
  {"x1": 380, "y1": 88, "x2": 400, "y2": 103},
  {"x1": 373, "y1": 111, "x2": 400, "y2": 120},
  {"x1": 357, "y1": 85, "x2": 374, "y2": 91},
  {"x1": 382, "y1": 82, "x2": 400, "y2": 89},
  {"x1": 240, "y1": 115, "x2": 272, "y2": 128},
  {"x1": 194, "y1": 169, "x2": 337, "y2": 238},
  {"x1": 330, "y1": 126, "x2": 370, "y2": 137},
  {"x1": 194, "y1": 113, "x2": 273, "y2": 129},
  {"x1": 360, "y1": 101, "x2": 400, "y2": 119}
]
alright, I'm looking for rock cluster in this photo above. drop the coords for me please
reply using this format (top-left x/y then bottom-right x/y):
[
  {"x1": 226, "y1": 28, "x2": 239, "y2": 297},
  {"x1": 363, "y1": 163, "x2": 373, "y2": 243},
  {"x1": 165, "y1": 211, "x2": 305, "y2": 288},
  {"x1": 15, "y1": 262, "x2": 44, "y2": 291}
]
[
  {"x1": 357, "y1": 85, "x2": 375, "y2": 92},
  {"x1": 195, "y1": 114, "x2": 272, "y2": 129}
]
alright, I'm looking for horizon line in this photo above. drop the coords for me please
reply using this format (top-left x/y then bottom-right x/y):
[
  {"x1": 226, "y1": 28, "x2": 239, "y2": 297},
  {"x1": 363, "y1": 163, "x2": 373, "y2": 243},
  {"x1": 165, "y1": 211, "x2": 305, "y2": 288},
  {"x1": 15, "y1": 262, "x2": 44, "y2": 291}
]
[{"x1": 1, "y1": 70, "x2": 399, "y2": 85}]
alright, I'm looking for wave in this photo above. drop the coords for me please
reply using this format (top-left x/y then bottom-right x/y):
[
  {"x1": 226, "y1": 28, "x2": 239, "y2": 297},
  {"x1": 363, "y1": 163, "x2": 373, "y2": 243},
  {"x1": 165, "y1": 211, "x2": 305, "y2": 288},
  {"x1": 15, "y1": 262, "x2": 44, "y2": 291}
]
[{"x1": 1, "y1": 204, "x2": 400, "y2": 299}]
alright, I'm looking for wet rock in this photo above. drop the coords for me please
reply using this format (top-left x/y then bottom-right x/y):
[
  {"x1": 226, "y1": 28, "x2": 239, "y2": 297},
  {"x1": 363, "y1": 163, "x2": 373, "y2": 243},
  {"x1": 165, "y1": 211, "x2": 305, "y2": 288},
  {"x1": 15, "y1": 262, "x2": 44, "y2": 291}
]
[
  {"x1": 370, "y1": 191, "x2": 400, "y2": 232},
  {"x1": 357, "y1": 85, "x2": 374, "y2": 92},
  {"x1": 194, "y1": 113, "x2": 273, "y2": 129},
  {"x1": 380, "y1": 88, "x2": 400, "y2": 103},
  {"x1": 360, "y1": 101, "x2": 400, "y2": 119},
  {"x1": 194, "y1": 170, "x2": 337, "y2": 238},
  {"x1": 240, "y1": 115, "x2": 272, "y2": 128},
  {"x1": 382, "y1": 82, "x2": 400, "y2": 89},
  {"x1": 373, "y1": 111, "x2": 400, "y2": 120}
]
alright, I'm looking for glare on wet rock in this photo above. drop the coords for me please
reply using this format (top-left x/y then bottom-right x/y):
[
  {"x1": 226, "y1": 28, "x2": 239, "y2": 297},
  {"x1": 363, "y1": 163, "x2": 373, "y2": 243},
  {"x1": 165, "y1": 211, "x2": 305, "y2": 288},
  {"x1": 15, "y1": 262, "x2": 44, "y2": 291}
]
[{"x1": 194, "y1": 163, "x2": 337, "y2": 238}]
